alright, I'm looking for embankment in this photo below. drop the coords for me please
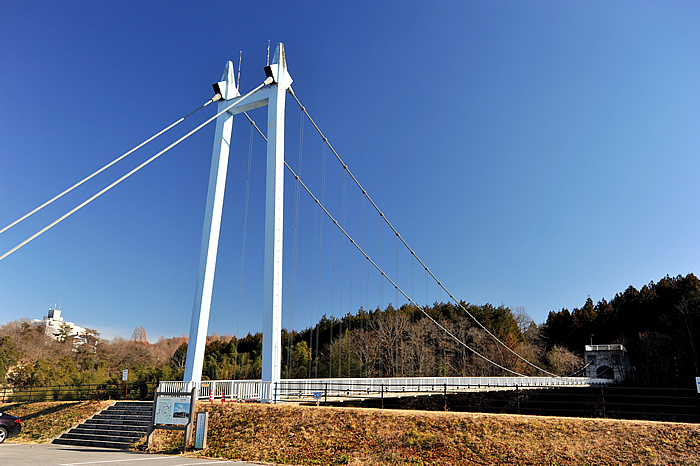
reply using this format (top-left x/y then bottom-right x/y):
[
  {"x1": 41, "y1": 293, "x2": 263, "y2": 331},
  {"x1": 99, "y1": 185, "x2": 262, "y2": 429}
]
[{"x1": 148, "y1": 402, "x2": 700, "y2": 465}]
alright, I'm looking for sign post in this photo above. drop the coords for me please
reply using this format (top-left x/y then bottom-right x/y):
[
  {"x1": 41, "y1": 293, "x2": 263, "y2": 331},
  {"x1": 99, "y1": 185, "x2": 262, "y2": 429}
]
[
  {"x1": 194, "y1": 411, "x2": 208, "y2": 449},
  {"x1": 122, "y1": 369, "x2": 128, "y2": 400}
]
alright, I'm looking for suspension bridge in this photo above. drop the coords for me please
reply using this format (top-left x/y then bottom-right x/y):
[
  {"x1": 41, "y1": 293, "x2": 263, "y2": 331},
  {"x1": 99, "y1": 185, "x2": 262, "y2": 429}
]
[{"x1": 1, "y1": 43, "x2": 609, "y2": 404}]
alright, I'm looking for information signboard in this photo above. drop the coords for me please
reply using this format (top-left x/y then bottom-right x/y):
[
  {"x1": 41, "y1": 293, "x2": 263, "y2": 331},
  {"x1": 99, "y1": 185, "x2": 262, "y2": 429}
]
[{"x1": 154, "y1": 396, "x2": 192, "y2": 426}]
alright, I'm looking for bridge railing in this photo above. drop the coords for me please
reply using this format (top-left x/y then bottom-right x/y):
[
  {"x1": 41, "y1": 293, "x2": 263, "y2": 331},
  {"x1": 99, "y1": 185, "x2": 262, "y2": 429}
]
[
  {"x1": 0, "y1": 382, "x2": 158, "y2": 402},
  {"x1": 157, "y1": 380, "x2": 271, "y2": 401},
  {"x1": 275, "y1": 376, "x2": 611, "y2": 400},
  {"x1": 158, "y1": 376, "x2": 610, "y2": 402}
]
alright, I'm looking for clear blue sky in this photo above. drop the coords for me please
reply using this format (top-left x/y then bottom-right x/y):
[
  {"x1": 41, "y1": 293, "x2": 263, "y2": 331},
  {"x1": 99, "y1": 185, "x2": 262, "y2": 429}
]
[{"x1": 1, "y1": 1, "x2": 699, "y2": 341}]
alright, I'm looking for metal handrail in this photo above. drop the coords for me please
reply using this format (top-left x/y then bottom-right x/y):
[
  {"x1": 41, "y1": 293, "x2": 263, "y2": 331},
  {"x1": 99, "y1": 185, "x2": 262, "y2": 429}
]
[{"x1": 0, "y1": 382, "x2": 157, "y2": 403}]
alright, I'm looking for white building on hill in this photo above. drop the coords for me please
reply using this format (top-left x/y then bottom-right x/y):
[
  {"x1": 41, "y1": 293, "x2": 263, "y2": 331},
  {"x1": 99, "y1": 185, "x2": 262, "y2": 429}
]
[{"x1": 32, "y1": 306, "x2": 87, "y2": 342}]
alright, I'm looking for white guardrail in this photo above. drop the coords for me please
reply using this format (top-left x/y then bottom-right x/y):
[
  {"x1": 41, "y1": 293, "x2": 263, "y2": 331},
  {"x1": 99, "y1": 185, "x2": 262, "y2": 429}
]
[
  {"x1": 158, "y1": 376, "x2": 612, "y2": 402},
  {"x1": 158, "y1": 380, "x2": 270, "y2": 401}
]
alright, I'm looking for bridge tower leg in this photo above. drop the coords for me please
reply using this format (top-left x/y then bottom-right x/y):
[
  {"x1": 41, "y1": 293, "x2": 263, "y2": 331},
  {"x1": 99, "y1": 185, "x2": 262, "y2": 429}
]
[
  {"x1": 261, "y1": 44, "x2": 292, "y2": 403},
  {"x1": 184, "y1": 61, "x2": 238, "y2": 386},
  {"x1": 184, "y1": 44, "x2": 292, "y2": 403}
]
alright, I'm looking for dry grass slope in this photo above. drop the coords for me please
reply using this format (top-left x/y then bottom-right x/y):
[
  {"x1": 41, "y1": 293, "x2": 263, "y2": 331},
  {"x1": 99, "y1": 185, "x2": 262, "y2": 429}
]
[
  {"x1": 0, "y1": 400, "x2": 110, "y2": 443},
  {"x1": 148, "y1": 402, "x2": 700, "y2": 465}
]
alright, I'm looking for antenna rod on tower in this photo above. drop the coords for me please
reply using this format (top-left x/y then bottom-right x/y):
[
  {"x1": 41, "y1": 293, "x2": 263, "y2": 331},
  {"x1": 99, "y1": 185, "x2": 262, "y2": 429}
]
[
  {"x1": 266, "y1": 40, "x2": 270, "y2": 66},
  {"x1": 237, "y1": 51, "x2": 242, "y2": 92}
]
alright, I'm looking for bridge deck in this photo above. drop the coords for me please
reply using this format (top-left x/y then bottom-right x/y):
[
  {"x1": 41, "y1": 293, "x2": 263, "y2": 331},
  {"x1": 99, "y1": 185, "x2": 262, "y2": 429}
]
[
  {"x1": 158, "y1": 376, "x2": 611, "y2": 403},
  {"x1": 282, "y1": 385, "x2": 560, "y2": 405}
]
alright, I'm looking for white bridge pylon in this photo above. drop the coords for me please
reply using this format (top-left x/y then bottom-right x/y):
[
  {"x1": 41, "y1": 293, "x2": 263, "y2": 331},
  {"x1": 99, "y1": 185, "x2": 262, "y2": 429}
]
[{"x1": 184, "y1": 43, "x2": 292, "y2": 402}]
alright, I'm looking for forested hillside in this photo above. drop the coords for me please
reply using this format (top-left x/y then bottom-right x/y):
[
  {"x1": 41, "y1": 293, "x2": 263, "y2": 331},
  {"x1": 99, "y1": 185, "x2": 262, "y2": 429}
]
[
  {"x1": 200, "y1": 302, "x2": 553, "y2": 381},
  {"x1": 0, "y1": 323, "x2": 185, "y2": 388},
  {"x1": 1, "y1": 273, "x2": 697, "y2": 388},
  {"x1": 541, "y1": 273, "x2": 700, "y2": 387},
  {"x1": 0, "y1": 302, "x2": 579, "y2": 388}
]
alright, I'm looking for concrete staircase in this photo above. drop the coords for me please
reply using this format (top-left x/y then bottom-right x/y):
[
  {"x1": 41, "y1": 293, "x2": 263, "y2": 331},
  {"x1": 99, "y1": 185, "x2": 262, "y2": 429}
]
[{"x1": 53, "y1": 401, "x2": 153, "y2": 449}]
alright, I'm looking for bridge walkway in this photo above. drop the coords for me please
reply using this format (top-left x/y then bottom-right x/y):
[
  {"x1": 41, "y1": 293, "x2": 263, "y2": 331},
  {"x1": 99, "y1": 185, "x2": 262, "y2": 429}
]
[{"x1": 158, "y1": 376, "x2": 611, "y2": 404}]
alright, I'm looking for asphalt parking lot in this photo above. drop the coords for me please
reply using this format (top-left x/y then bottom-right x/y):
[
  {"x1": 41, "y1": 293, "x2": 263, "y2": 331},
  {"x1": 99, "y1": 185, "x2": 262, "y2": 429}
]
[{"x1": 0, "y1": 444, "x2": 262, "y2": 466}]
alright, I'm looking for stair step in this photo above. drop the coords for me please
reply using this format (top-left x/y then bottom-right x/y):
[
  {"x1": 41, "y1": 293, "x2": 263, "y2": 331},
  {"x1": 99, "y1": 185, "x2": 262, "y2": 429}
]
[
  {"x1": 50, "y1": 401, "x2": 155, "y2": 450},
  {"x1": 99, "y1": 413, "x2": 151, "y2": 421},
  {"x1": 106, "y1": 404, "x2": 153, "y2": 409},
  {"x1": 83, "y1": 420, "x2": 148, "y2": 427},
  {"x1": 53, "y1": 437, "x2": 135, "y2": 449},
  {"x1": 71, "y1": 426, "x2": 147, "y2": 437},
  {"x1": 83, "y1": 419, "x2": 150, "y2": 427},
  {"x1": 87, "y1": 415, "x2": 150, "y2": 421},
  {"x1": 74, "y1": 423, "x2": 147, "y2": 432},
  {"x1": 61, "y1": 432, "x2": 144, "y2": 442},
  {"x1": 112, "y1": 402, "x2": 154, "y2": 408},
  {"x1": 102, "y1": 408, "x2": 152, "y2": 413},
  {"x1": 108, "y1": 404, "x2": 153, "y2": 409}
]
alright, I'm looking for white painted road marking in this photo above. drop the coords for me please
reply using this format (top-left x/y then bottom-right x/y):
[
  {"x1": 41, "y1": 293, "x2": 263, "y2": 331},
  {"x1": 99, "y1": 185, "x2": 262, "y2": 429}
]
[
  {"x1": 2, "y1": 444, "x2": 252, "y2": 466},
  {"x1": 61, "y1": 459, "x2": 236, "y2": 466},
  {"x1": 61, "y1": 458, "x2": 173, "y2": 465}
]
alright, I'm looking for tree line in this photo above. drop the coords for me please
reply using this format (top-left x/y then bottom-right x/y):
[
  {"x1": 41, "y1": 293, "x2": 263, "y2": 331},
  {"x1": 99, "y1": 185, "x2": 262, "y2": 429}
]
[
  {"x1": 0, "y1": 322, "x2": 185, "y2": 388},
  {"x1": 1, "y1": 272, "x2": 697, "y2": 388},
  {"x1": 0, "y1": 301, "x2": 581, "y2": 388},
  {"x1": 191, "y1": 301, "x2": 582, "y2": 382}
]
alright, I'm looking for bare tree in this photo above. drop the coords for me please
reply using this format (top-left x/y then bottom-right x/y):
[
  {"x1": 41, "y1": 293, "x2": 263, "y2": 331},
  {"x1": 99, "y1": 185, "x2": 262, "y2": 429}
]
[
  {"x1": 547, "y1": 345, "x2": 583, "y2": 376},
  {"x1": 131, "y1": 326, "x2": 148, "y2": 345},
  {"x1": 513, "y1": 306, "x2": 534, "y2": 335},
  {"x1": 350, "y1": 327, "x2": 381, "y2": 377},
  {"x1": 170, "y1": 342, "x2": 188, "y2": 370}
]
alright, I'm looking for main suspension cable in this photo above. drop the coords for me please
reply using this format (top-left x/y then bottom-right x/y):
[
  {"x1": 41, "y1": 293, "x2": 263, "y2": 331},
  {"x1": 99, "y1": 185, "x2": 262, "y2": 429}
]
[
  {"x1": 242, "y1": 108, "x2": 525, "y2": 376},
  {"x1": 0, "y1": 78, "x2": 273, "y2": 262},
  {"x1": 243, "y1": 110, "x2": 523, "y2": 376},
  {"x1": 244, "y1": 99, "x2": 536, "y2": 377},
  {"x1": 287, "y1": 86, "x2": 557, "y2": 377},
  {"x1": 1, "y1": 96, "x2": 221, "y2": 235},
  {"x1": 282, "y1": 160, "x2": 525, "y2": 377}
]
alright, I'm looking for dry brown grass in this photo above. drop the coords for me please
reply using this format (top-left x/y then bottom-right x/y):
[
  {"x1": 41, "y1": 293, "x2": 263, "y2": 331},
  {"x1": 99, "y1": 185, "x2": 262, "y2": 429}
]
[
  {"x1": 147, "y1": 401, "x2": 700, "y2": 465},
  {"x1": 1, "y1": 400, "x2": 111, "y2": 443}
]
